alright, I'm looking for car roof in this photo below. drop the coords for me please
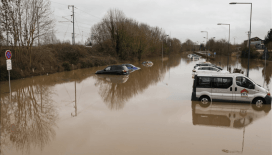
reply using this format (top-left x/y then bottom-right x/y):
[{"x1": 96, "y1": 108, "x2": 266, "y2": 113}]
[
  {"x1": 108, "y1": 65, "x2": 126, "y2": 68},
  {"x1": 196, "y1": 73, "x2": 244, "y2": 77},
  {"x1": 197, "y1": 66, "x2": 217, "y2": 69}
]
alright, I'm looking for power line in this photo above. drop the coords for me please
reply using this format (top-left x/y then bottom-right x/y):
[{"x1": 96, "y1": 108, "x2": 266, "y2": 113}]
[{"x1": 75, "y1": 7, "x2": 100, "y2": 19}]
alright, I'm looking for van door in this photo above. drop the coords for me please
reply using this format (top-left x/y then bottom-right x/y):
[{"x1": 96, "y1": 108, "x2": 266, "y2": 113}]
[
  {"x1": 211, "y1": 77, "x2": 233, "y2": 101},
  {"x1": 234, "y1": 76, "x2": 256, "y2": 102}
]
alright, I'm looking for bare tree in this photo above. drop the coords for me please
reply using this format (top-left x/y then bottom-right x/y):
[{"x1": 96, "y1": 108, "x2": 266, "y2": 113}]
[{"x1": 0, "y1": 0, "x2": 54, "y2": 67}]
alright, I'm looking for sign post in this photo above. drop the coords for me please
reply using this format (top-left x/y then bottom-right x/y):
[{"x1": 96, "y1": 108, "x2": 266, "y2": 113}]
[{"x1": 5, "y1": 50, "x2": 12, "y2": 101}]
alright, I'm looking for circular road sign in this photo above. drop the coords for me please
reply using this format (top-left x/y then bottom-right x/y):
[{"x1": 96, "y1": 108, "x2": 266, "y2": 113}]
[{"x1": 5, "y1": 50, "x2": 12, "y2": 60}]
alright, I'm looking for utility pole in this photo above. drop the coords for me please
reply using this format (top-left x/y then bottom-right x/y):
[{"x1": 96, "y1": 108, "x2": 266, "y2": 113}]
[
  {"x1": 247, "y1": 31, "x2": 250, "y2": 48},
  {"x1": 6, "y1": 13, "x2": 8, "y2": 46},
  {"x1": 82, "y1": 31, "x2": 83, "y2": 45},
  {"x1": 68, "y1": 5, "x2": 75, "y2": 45}
]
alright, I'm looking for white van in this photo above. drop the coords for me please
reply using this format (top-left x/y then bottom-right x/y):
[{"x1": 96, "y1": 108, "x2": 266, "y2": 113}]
[{"x1": 191, "y1": 73, "x2": 271, "y2": 109}]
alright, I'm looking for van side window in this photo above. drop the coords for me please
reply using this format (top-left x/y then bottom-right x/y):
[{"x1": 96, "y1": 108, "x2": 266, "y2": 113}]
[
  {"x1": 209, "y1": 67, "x2": 217, "y2": 71},
  {"x1": 236, "y1": 77, "x2": 254, "y2": 89},
  {"x1": 197, "y1": 77, "x2": 211, "y2": 88},
  {"x1": 213, "y1": 77, "x2": 232, "y2": 88}
]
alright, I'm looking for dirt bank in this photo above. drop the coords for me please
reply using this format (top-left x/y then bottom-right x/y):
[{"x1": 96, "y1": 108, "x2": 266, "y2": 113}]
[{"x1": 0, "y1": 43, "x2": 118, "y2": 81}]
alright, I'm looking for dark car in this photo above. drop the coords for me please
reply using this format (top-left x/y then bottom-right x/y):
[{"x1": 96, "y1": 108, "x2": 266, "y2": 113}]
[{"x1": 95, "y1": 65, "x2": 129, "y2": 75}]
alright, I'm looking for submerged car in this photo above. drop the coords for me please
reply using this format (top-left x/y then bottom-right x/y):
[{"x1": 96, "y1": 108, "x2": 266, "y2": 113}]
[
  {"x1": 142, "y1": 61, "x2": 153, "y2": 67},
  {"x1": 95, "y1": 65, "x2": 129, "y2": 75},
  {"x1": 188, "y1": 54, "x2": 201, "y2": 58},
  {"x1": 194, "y1": 63, "x2": 222, "y2": 70},
  {"x1": 192, "y1": 66, "x2": 229, "y2": 74},
  {"x1": 122, "y1": 64, "x2": 140, "y2": 70}
]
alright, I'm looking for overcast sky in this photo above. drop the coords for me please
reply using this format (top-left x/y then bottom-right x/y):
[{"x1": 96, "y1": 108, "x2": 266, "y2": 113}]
[{"x1": 51, "y1": 0, "x2": 271, "y2": 45}]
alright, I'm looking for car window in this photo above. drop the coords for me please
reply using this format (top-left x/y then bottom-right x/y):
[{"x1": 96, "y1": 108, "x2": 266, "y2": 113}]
[
  {"x1": 105, "y1": 67, "x2": 111, "y2": 71},
  {"x1": 117, "y1": 66, "x2": 125, "y2": 70},
  {"x1": 111, "y1": 66, "x2": 116, "y2": 70},
  {"x1": 236, "y1": 77, "x2": 254, "y2": 89},
  {"x1": 212, "y1": 77, "x2": 232, "y2": 88},
  {"x1": 196, "y1": 77, "x2": 212, "y2": 88}
]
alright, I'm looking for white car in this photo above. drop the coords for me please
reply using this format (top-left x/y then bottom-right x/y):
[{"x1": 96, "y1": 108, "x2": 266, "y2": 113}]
[{"x1": 192, "y1": 66, "x2": 229, "y2": 74}]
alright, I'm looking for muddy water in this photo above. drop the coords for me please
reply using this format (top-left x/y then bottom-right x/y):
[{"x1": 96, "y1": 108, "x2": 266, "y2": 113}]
[{"x1": 1, "y1": 53, "x2": 271, "y2": 155}]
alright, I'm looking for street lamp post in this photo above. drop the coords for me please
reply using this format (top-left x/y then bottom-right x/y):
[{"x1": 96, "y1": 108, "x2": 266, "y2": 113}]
[
  {"x1": 230, "y1": 2, "x2": 252, "y2": 77},
  {"x1": 162, "y1": 35, "x2": 169, "y2": 61},
  {"x1": 218, "y1": 23, "x2": 230, "y2": 70},
  {"x1": 201, "y1": 31, "x2": 208, "y2": 58}
]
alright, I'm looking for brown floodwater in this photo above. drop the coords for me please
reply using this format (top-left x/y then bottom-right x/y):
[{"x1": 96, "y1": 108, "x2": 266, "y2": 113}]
[{"x1": 1, "y1": 53, "x2": 271, "y2": 155}]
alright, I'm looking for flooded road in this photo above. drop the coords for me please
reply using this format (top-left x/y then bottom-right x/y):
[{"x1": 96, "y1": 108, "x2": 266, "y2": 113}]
[{"x1": 1, "y1": 53, "x2": 271, "y2": 155}]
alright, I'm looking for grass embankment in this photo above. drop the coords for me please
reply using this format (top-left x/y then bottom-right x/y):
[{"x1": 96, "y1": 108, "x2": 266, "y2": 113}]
[{"x1": 0, "y1": 43, "x2": 118, "y2": 81}]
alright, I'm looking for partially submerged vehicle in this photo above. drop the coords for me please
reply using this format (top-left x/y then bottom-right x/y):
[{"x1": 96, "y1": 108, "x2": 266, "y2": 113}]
[
  {"x1": 188, "y1": 54, "x2": 201, "y2": 58},
  {"x1": 95, "y1": 65, "x2": 129, "y2": 75},
  {"x1": 192, "y1": 66, "x2": 229, "y2": 74},
  {"x1": 194, "y1": 63, "x2": 221, "y2": 70},
  {"x1": 142, "y1": 61, "x2": 153, "y2": 67},
  {"x1": 191, "y1": 73, "x2": 271, "y2": 110}
]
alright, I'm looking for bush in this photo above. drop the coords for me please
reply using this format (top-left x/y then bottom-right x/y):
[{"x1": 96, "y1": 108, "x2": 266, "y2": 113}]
[
  {"x1": 241, "y1": 47, "x2": 260, "y2": 59},
  {"x1": 62, "y1": 62, "x2": 71, "y2": 71}
]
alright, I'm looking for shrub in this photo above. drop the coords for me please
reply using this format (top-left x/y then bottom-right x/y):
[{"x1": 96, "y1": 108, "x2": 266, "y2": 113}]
[{"x1": 62, "y1": 62, "x2": 71, "y2": 71}]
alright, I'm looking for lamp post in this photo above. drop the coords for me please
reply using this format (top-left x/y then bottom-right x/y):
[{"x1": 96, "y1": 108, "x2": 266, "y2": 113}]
[
  {"x1": 218, "y1": 23, "x2": 230, "y2": 69},
  {"x1": 201, "y1": 31, "x2": 208, "y2": 58},
  {"x1": 162, "y1": 35, "x2": 169, "y2": 61},
  {"x1": 230, "y1": 2, "x2": 252, "y2": 77}
]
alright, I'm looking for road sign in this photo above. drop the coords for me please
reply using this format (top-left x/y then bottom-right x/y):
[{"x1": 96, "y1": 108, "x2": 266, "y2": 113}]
[
  {"x1": 6, "y1": 60, "x2": 12, "y2": 70},
  {"x1": 5, "y1": 50, "x2": 12, "y2": 59}
]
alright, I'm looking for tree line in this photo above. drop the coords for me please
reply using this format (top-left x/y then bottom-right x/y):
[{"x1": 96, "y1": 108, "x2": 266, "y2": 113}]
[{"x1": 88, "y1": 9, "x2": 182, "y2": 61}]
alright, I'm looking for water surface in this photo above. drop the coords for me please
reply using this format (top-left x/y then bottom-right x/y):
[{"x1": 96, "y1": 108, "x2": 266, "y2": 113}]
[{"x1": 1, "y1": 53, "x2": 271, "y2": 155}]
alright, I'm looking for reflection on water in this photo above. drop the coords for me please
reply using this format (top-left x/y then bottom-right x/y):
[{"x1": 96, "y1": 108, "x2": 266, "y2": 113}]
[
  {"x1": 94, "y1": 56, "x2": 182, "y2": 110},
  {"x1": 191, "y1": 101, "x2": 271, "y2": 154},
  {"x1": 1, "y1": 79, "x2": 57, "y2": 154},
  {"x1": 191, "y1": 101, "x2": 271, "y2": 128}
]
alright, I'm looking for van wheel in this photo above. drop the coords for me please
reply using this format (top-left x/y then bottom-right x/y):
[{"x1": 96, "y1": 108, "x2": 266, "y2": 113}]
[
  {"x1": 199, "y1": 96, "x2": 211, "y2": 107},
  {"x1": 252, "y1": 98, "x2": 265, "y2": 111}
]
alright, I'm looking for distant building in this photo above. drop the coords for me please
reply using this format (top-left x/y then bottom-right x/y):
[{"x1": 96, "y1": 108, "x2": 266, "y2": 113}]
[
  {"x1": 244, "y1": 37, "x2": 264, "y2": 45},
  {"x1": 244, "y1": 37, "x2": 264, "y2": 49}
]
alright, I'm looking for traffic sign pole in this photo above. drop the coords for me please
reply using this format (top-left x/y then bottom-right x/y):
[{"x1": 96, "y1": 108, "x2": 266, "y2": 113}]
[
  {"x1": 5, "y1": 50, "x2": 12, "y2": 102},
  {"x1": 9, "y1": 70, "x2": 11, "y2": 101}
]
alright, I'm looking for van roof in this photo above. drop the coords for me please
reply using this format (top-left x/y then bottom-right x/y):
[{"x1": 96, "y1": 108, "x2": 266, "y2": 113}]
[{"x1": 196, "y1": 73, "x2": 244, "y2": 77}]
